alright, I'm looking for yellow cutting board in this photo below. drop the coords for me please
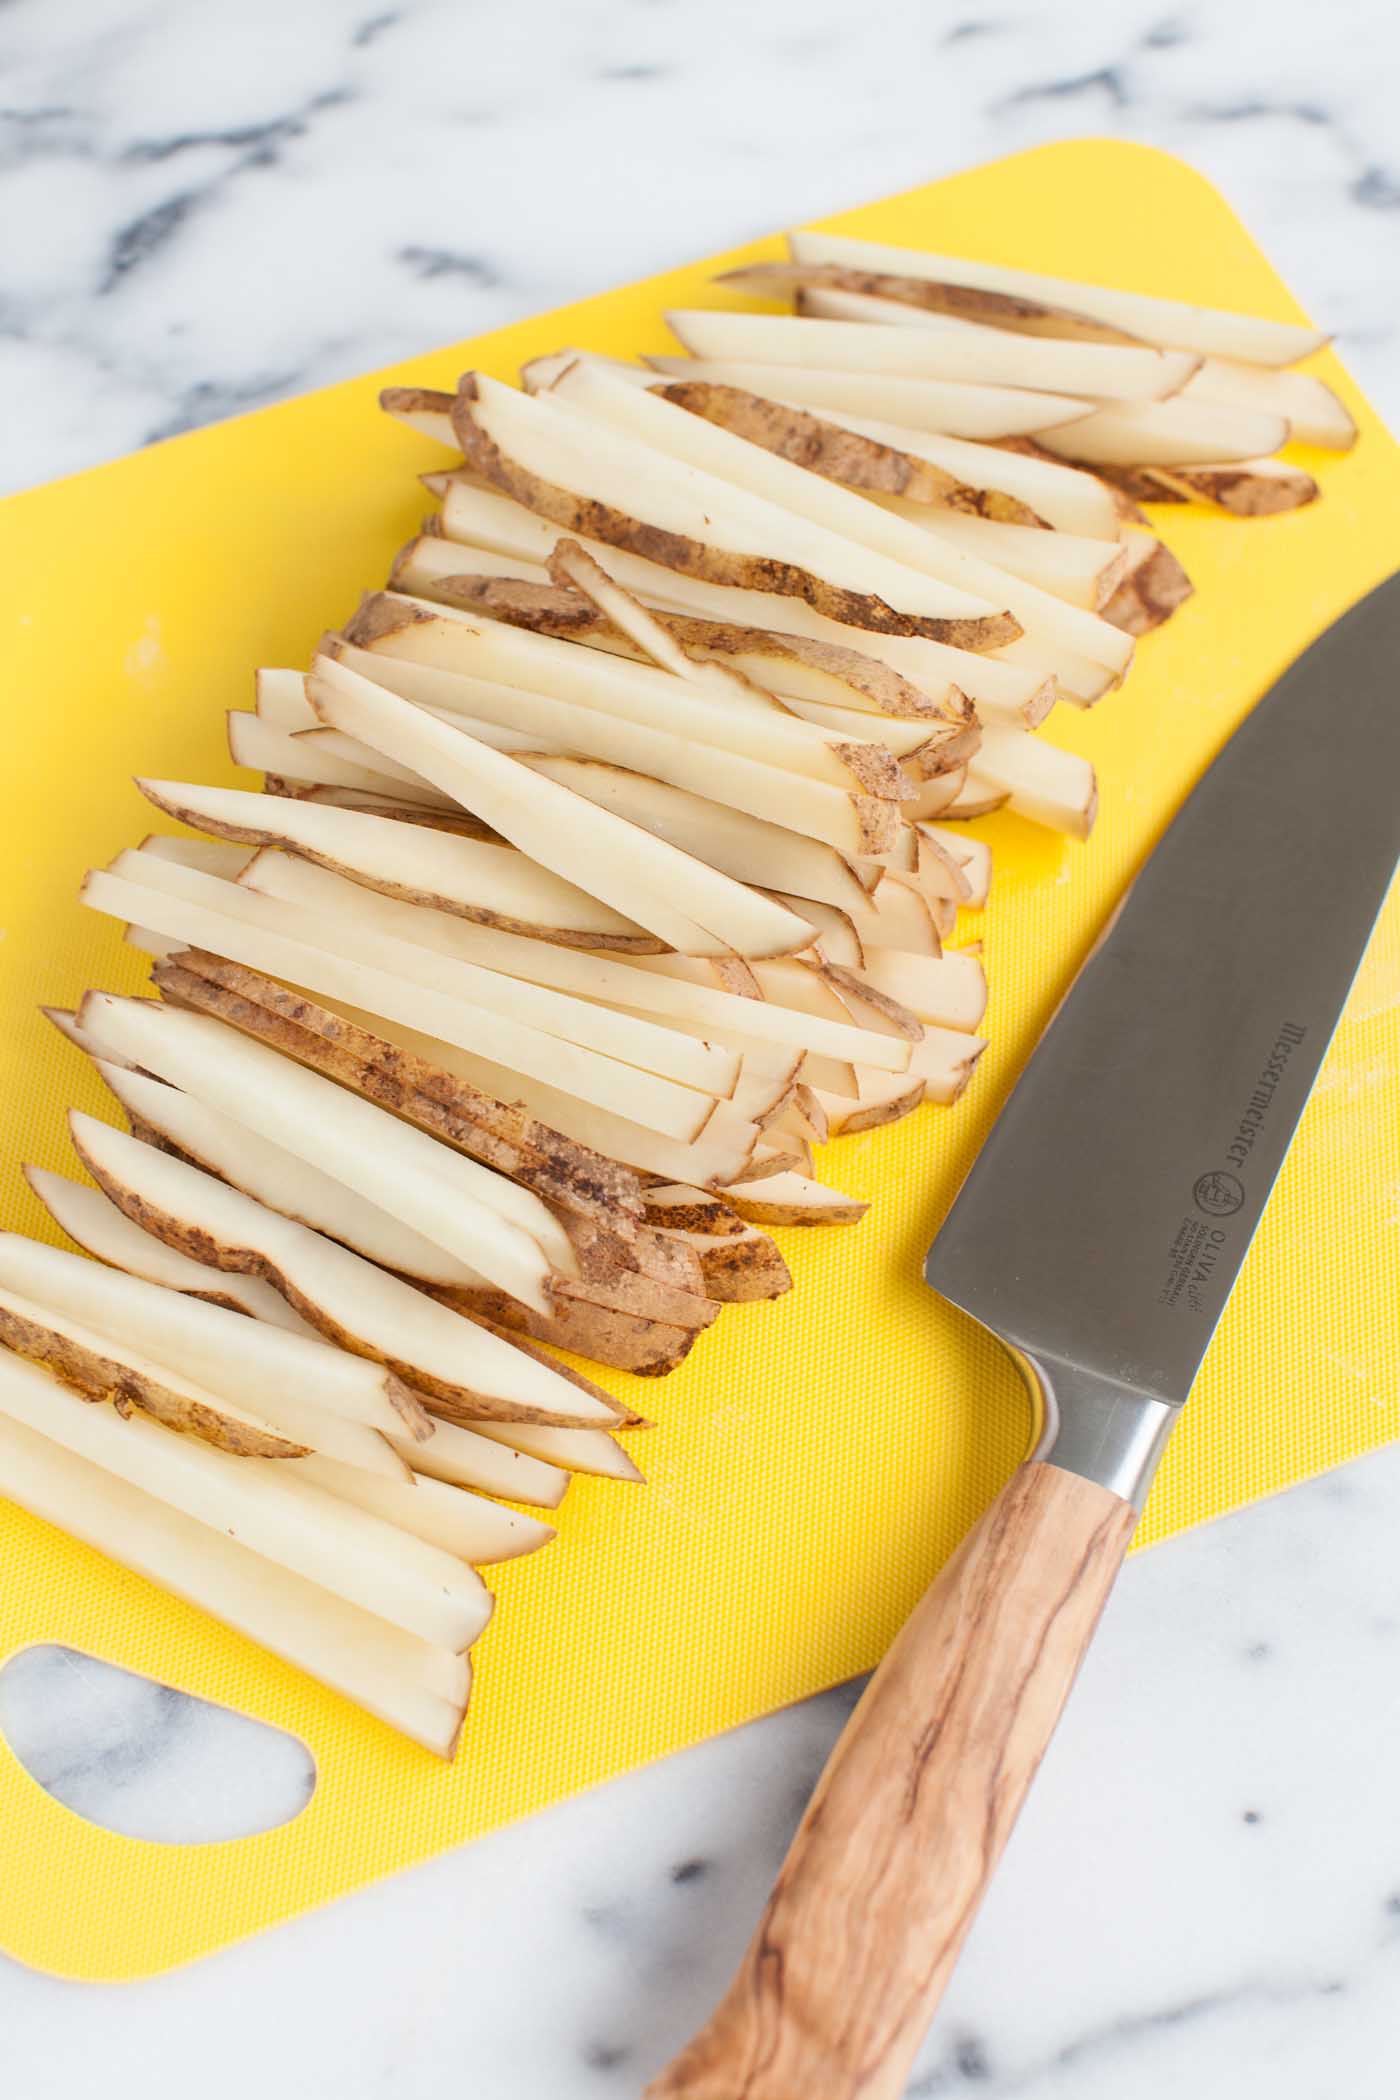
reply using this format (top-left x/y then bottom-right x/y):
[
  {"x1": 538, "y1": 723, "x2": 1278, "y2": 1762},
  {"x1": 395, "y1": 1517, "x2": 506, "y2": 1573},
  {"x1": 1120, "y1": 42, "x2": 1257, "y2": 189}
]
[{"x1": 2, "y1": 140, "x2": 1397, "y2": 1981}]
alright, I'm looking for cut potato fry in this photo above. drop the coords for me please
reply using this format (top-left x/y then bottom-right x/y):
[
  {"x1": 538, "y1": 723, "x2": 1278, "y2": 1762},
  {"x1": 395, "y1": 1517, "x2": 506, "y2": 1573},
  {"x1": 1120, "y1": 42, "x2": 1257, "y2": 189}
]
[
  {"x1": 973, "y1": 723, "x2": 1098, "y2": 837},
  {"x1": 391, "y1": 1412, "x2": 567, "y2": 1507},
  {"x1": 721, "y1": 1171, "x2": 869, "y2": 1227},
  {"x1": 291, "y1": 1454, "x2": 555, "y2": 1564},
  {"x1": 155, "y1": 960, "x2": 764, "y2": 1192},
  {"x1": 84, "y1": 859, "x2": 723, "y2": 1144},
  {"x1": 229, "y1": 708, "x2": 458, "y2": 809},
  {"x1": 26, "y1": 1165, "x2": 314, "y2": 1329},
  {"x1": 648, "y1": 375, "x2": 1043, "y2": 522},
  {"x1": 68, "y1": 1115, "x2": 626, "y2": 1430},
  {"x1": 0, "y1": 1347, "x2": 492, "y2": 1650},
  {"x1": 552, "y1": 361, "x2": 1131, "y2": 677},
  {"x1": 665, "y1": 306, "x2": 1198, "y2": 403},
  {"x1": 640, "y1": 1184, "x2": 748, "y2": 1235},
  {"x1": 1101, "y1": 530, "x2": 1195, "y2": 637},
  {"x1": 644, "y1": 356, "x2": 1087, "y2": 442},
  {"x1": 79, "y1": 991, "x2": 571, "y2": 1308},
  {"x1": 0, "y1": 1400, "x2": 471, "y2": 1756},
  {"x1": 408, "y1": 561, "x2": 961, "y2": 725},
  {"x1": 671, "y1": 1222, "x2": 792, "y2": 1302},
  {"x1": 812, "y1": 1069, "x2": 927, "y2": 1135},
  {"x1": 442, "y1": 1281, "x2": 709, "y2": 1378},
  {"x1": 145, "y1": 953, "x2": 643, "y2": 1230},
  {"x1": 0, "y1": 1279, "x2": 309, "y2": 1460},
  {"x1": 381, "y1": 385, "x2": 459, "y2": 447},
  {"x1": 451, "y1": 372, "x2": 1019, "y2": 648},
  {"x1": 1149, "y1": 457, "x2": 1320, "y2": 516},
  {"x1": 785, "y1": 231, "x2": 1330, "y2": 366},
  {"x1": 24, "y1": 1169, "x2": 571, "y2": 1509},
  {"x1": 139, "y1": 780, "x2": 663, "y2": 952},
  {"x1": 904, "y1": 1024, "x2": 989, "y2": 1099},
  {"x1": 722, "y1": 258, "x2": 1149, "y2": 344},
  {"x1": 869, "y1": 502, "x2": 1128, "y2": 611},
  {"x1": 771, "y1": 879, "x2": 939, "y2": 959},
  {"x1": 518, "y1": 756, "x2": 876, "y2": 919},
  {"x1": 1181, "y1": 358, "x2": 1355, "y2": 450},
  {"x1": 760, "y1": 893, "x2": 865, "y2": 966},
  {"x1": 464, "y1": 1415, "x2": 642, "y2": 1483},
  {"x1": 433, "y1": 477, "x2": 1059, "y2": 723},
  {"x1": 1039, "y1": 396, "x2": 1289, "y2": 469},
  {"x1": 243, "y1": 848, "x2": 913, "y2": 1078},
  {"x1": 0, "y1": 1228, "x2": 426, "y2": 1442},
  {"x1": 657, "y1": 382, "x2": 1120, "y2": 539},
  {"x1": 855, "y1": 948, "x2": 988, "y2": 1032},
  {"x1": 925, "y1": 825, "x2": 991, "y2": 907},
  {"x1": 309, "y1": 653, "x2": 813, "y2": 958},
  {"x1": 94, "y1": 1056, "x2": 495, "y2": 1294},
  {"x1": 336, "y1": 605, "x2": 906, "y2": 848}
]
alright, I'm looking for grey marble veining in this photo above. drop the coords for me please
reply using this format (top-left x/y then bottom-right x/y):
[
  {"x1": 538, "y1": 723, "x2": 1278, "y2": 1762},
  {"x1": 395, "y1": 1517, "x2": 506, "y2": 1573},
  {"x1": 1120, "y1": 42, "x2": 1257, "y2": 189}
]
[{"x1": 3, "y1": 1, "x2": 1400, "y2": 2093}]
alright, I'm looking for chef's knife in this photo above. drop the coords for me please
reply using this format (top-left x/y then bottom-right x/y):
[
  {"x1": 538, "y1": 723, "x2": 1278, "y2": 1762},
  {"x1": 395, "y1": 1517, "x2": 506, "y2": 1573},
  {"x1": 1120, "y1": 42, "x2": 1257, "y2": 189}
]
[{"x1": 647, "y1": 571, "x2": 1400, "y2": 2100}]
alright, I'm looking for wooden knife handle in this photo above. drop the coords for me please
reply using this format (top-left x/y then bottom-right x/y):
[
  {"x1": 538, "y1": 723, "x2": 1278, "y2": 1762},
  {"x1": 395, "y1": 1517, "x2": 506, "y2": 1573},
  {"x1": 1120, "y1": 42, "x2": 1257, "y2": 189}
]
[{"x1": 644, "y1": 1461, "x2": 1137, "y2": 2100}]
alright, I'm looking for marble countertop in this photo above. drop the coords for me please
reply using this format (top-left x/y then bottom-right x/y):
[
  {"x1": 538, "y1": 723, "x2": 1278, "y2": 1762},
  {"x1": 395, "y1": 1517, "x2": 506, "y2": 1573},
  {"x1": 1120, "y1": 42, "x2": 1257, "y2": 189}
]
[{"x1": 3, "y1": 0, "x2": 1400, "y2": 2092}]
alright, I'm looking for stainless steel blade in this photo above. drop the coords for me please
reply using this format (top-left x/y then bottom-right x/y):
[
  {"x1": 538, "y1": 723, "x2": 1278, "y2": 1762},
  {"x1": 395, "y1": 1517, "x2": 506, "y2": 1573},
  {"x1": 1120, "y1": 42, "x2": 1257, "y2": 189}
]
[{"x1": 927, "y1": 571, "x2": 1400, "y2": 1476}]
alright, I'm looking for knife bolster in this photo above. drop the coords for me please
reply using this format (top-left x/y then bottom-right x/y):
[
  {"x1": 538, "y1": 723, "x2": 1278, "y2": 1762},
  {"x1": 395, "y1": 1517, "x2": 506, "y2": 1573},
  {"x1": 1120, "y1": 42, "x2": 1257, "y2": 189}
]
[{"x1": 1016, "y1": 1349, "x2": 1177, "y2": 1507}]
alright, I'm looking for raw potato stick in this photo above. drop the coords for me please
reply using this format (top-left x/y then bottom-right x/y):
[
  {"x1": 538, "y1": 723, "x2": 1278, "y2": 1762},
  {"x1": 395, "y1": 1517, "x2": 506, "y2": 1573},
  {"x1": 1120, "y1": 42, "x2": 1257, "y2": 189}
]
[
  {"x1": 139, "y1": 779, "x2": 663, "y2": 951},
  {"x1": 83, "y1": 861, "x2": 723, "y2": 1144},
  {"x1": 646, "y1": 377, "x2": 1043, "y2": 522},
  {"x1": 0, "y1": 1399, "x2": 471, "y2": 1757},
  {"x1": 431, "y1": 477, "x2": 1059, "y2": 722},
  {"x1": 290, "y1": 1454, "x2": 555, "y2": 1564},
  {"x1": 153, "y1": 962, "x2": 765, "y2": 1191},
  {"x1": 68, "y1": 1115, "x2": 626, "y2": 1430},
  {"x1": 0, "y1": 1229, "x2": 426, "y2": 1441},
  {"x1": 0, "y1": 1280, "x2": 308, "y2": 1460},
  {"x1": 517, "y1": 756, "x2": 877, "y2": 919},
  {"x1": 1038, "y1": 396, "x2": 1289, "y2": 469},
  {"x1": 549, "y1": 362, "x2": 1133, "y2": 677},
  {"x1": 308, "y1": 653, "x2": 815, "y2": 958},
  {"x1": 785, "y1": 230, "x2": 1330, "y2": 365},
  {"x1": 450, "y1": 372, "x2": 1021, "y2": 649},
  {"x1": 673, "y1": 1224, "x2": 793, "y2": 1303},
  {"x1": 663, "y1": 306, "x2": 1200, "y2": 403},
  {"x1": 96, "y1": 1057, "x2": 488, "y2": 1293},
  {"x1": 865, "y1": 502, "x2": 1129, "y2": 611},
  {"x1": 1101, "y1": 531, "x2": 1195, "y2": 637},
  {"x1": 228, "y1": 708, "x2": 457, "y2": 809},
  {"x1": 241, "y1": 850, "x2": 914, "y2": 1078},
  {"x1": 331, "y1": 618, "x2": 906, "y2": 852},
  {"x1": 79, "y1": 991, "x2": 574, "y2": 1305},
  {"x1": 643, "y1": 356, "x2": 1089, "y2": 443},
  {"x1": 144, "y1": 955, "x2": 644, "y2": 1230},
  {"x1": 26, "y1": 1167, "x2": 573, "y2": 1510},
  {"x1": 721, "y1": 1171, "x2": 870, "y2": 1227},
  {"x1": 654, "y1": 381, "x2": 1120, "y2": 539},
  {"x1": 1180, "y1": 358, "x2": 1355, "y2": 450},
  {"x1": 0, "y1": 1346, "x2": 494, "y2": 1650}
]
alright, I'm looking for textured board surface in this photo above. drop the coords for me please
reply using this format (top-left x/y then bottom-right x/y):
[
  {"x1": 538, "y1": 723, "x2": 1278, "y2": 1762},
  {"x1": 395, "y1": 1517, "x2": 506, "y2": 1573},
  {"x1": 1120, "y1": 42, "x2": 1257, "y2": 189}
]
[{"x1": 1, "y1": 140, "x2": 1397, "y2": 1979}]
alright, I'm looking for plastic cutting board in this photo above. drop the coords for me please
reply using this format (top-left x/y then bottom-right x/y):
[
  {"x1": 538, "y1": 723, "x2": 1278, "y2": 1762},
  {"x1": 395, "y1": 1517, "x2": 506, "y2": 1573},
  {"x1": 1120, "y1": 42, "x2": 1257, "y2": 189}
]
[{"x1": 2, "y1": 140, "x2": 1398, "y2": 1979}]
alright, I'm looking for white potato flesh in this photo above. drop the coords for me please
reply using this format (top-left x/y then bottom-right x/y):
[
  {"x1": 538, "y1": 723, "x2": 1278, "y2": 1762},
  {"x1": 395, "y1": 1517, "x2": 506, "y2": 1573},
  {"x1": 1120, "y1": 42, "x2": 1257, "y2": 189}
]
[
  {"x1": 787, "y1": 230, "x2": 1329, "y2": 365},
  {"x1": 0, "y1": 1398, "x2": 471, "y2": 1756}
]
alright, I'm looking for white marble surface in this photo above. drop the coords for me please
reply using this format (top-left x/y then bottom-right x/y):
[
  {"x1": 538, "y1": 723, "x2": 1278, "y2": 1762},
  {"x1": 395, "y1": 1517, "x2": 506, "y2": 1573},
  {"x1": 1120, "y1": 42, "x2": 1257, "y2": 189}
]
[{"x1": 3, "y1": 0, "x2": 1400, "y2": 2092}]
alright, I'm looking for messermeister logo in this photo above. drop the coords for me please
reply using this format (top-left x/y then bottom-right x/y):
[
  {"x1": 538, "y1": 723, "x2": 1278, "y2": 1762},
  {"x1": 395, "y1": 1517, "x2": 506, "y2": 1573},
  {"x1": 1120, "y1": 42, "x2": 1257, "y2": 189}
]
[
  {"x1": 1156, "y1": 1020, "x2": 1308, "y2": 1315},
  {"x1": 1193, "y1": 1170, "x2": 1244, "y2": 1217}
]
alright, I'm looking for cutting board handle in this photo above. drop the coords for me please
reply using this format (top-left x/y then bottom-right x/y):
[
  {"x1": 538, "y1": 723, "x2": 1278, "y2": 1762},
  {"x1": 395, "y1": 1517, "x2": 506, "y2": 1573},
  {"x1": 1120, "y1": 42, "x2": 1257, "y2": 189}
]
[{"x1": 644, "y1": 1461, "x2": 1137, "y2": 2100}]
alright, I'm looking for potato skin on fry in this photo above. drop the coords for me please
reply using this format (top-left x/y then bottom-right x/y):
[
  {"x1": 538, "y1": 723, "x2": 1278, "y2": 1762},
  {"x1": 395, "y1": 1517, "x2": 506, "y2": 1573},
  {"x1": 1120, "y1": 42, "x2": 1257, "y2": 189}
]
[
  {"x1": 450, "y1": 376, "x2": 1020, "y2": 652},
  {"x1": 0, "y1": 1302, "x2": 308, "y2": 1459}
]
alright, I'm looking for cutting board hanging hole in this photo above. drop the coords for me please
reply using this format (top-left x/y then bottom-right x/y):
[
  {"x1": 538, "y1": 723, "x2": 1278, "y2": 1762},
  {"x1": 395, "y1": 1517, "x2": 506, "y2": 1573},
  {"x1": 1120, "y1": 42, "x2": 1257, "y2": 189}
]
[{"x1": 0, "y1": 1645, "x2": 315, "y2": 1844}]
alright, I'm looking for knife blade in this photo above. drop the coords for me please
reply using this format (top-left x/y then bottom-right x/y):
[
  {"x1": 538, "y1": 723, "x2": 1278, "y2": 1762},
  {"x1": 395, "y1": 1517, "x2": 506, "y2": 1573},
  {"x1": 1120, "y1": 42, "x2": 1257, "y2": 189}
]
[
  {"x1": 927, "y1": 565, "x2": 1400, "y2": 1502},
  {"x1": 648, "y1": 574, "x2": 1400, "y2": 2100}
]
